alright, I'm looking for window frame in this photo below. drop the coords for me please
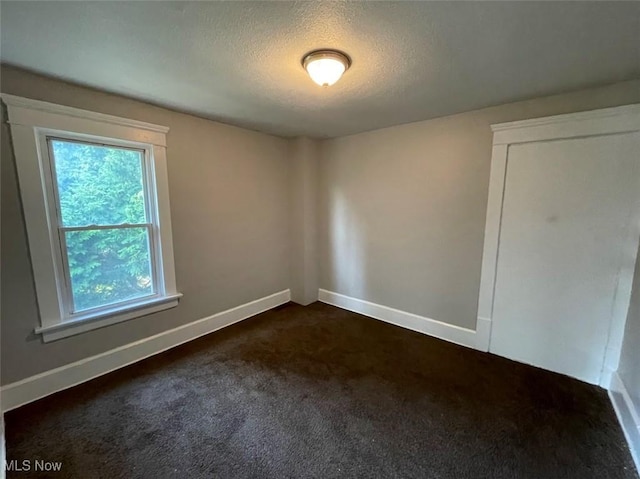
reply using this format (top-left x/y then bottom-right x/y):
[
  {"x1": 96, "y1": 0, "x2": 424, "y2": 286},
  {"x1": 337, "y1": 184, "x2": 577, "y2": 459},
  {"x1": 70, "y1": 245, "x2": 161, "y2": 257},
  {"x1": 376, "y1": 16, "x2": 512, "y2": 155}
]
[
  {"x1": 44, "y1": 135, "x2": 161, "y2": 316},
  {"x1": 2, "y1": 94, "x2": 181, "y2": 342}
]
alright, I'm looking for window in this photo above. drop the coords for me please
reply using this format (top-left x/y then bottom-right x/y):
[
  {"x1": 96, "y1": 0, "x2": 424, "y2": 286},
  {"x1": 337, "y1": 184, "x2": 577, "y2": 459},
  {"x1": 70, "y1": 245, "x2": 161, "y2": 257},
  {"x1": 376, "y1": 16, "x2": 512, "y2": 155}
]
[
  {"x1": 50, "y1": 138, "x2": 157, "y2": 312},
  {"x1": 3, "y1": 94, "x2": 181, "y2": 341}
]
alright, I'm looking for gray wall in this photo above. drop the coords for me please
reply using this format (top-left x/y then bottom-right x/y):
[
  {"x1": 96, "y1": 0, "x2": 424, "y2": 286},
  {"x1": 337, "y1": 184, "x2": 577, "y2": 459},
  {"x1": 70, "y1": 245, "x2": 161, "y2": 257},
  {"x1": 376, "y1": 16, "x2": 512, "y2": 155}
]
[
  {"x1": 318, "y1": 80, "x2": 640, "y2": 330},
  {"x1": 619, "y1": 240, "x2": 640, "y2": 405},
  {"x1": 289, "y1": 138, "x2": 320, "y2": 305},
  {"x1": 3, "y1": 65, "x2": 640, "y2": 386},
  {"x1": 1, "y1": 66, "x2": 291, "y2": 384}
]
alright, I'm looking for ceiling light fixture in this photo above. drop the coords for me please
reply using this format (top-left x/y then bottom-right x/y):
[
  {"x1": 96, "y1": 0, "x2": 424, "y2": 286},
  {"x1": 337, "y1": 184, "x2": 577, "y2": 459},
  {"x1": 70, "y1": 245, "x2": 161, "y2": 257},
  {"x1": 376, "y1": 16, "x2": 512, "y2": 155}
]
[{"x1": 302, "y1": 50, "x2": 351, "y2": 87}]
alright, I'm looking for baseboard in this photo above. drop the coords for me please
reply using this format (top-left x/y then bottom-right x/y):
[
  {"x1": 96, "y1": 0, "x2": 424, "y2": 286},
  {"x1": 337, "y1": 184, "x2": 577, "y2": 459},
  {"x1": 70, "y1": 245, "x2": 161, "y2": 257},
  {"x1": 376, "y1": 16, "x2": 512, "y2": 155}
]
[
  {"x1": 318, "y1": 289, "x2": 490, "y2": 351},
  {"x1": 609, "y1": 371, "x2": 640, "y2": 474},
  {"x1": 0, "y1": 289, "x2": 291, "y2": 413}
]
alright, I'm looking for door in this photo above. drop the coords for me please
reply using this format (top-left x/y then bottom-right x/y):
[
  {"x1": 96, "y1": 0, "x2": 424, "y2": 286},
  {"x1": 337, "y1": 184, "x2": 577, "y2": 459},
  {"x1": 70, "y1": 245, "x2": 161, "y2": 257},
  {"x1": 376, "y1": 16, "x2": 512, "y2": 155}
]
[{"x1": 489, "y1": 132, "x2": 640, "y2": 384}]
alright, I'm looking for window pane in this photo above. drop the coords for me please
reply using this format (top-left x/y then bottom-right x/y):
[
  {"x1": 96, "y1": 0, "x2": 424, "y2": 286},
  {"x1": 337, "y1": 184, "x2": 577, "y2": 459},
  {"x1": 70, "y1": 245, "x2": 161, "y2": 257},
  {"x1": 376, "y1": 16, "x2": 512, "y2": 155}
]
[
  {"x1": 65, "y1": 227, "x2": 154, "y2": 312},
  {"x1": 50, "y1": 139, "x2": 146, "y2": 226}
]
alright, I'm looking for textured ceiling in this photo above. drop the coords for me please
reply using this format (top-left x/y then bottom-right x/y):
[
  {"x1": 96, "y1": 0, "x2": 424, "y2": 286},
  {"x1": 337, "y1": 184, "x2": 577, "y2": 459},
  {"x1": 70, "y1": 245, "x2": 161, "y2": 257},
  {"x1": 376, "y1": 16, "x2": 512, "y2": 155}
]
[{"x1": 1, "y1": 1, "x2": 639, "y2": 138}]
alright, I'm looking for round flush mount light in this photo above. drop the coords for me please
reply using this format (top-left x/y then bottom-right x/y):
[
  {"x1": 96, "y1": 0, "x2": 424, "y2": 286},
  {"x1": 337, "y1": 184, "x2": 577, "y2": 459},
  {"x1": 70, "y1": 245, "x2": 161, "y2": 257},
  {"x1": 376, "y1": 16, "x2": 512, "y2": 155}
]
[{"x1": 302, "y1": 49, "x2": 351, "y2": 87}]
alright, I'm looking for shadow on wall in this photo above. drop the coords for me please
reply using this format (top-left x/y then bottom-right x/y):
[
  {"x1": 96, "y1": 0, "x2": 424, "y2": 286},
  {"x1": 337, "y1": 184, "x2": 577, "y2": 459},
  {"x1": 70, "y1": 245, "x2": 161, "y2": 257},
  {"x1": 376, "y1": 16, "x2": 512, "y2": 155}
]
[{"x1": 327, "y1": 188, "x2": 368, "y2": 299}]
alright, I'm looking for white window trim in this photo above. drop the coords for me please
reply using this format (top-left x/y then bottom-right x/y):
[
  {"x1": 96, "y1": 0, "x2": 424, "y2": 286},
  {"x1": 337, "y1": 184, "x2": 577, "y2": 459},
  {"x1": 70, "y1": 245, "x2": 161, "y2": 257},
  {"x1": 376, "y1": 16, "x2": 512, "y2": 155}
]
[{"x1": 2, "y1": 94, "x2": 181, "y2": 342}]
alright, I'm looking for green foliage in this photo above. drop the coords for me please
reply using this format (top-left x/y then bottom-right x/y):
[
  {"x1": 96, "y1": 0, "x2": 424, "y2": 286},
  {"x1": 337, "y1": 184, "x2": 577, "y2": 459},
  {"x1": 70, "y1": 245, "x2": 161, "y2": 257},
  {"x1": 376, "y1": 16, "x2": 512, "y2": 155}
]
[{"x1": 52, "y1": 140, "x2": 153, "y2": 311}]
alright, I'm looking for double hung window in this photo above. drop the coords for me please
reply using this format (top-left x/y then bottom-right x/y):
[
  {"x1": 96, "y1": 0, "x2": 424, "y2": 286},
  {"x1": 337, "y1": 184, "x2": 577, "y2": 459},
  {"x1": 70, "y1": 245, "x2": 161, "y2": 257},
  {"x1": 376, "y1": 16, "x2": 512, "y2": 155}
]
[{"x1": 3, "y1": 94, "x2": 181, "y2": 341}]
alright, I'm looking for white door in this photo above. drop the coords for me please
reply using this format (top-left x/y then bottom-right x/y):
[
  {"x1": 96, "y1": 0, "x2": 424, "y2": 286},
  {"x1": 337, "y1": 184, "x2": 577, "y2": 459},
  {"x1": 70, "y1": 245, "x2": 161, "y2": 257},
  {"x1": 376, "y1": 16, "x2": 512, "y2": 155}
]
[{"x1": 489, "y1": 132, "x2": 640, "y2": 384}]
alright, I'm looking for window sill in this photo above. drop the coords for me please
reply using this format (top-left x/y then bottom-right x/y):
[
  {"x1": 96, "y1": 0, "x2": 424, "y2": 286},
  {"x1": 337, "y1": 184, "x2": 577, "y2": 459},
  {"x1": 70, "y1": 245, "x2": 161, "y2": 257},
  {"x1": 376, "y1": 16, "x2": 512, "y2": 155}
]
[{"x1": 35, "y1": 293, "x2": 183, "y2": 342}]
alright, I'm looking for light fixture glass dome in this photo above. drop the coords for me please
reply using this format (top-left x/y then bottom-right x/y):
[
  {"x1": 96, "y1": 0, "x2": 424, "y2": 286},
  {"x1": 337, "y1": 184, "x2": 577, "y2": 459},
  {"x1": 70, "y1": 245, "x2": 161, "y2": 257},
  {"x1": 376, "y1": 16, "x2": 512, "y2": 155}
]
[{"x1": 302, "y1": 50, "x2": 351, "y2": 87}]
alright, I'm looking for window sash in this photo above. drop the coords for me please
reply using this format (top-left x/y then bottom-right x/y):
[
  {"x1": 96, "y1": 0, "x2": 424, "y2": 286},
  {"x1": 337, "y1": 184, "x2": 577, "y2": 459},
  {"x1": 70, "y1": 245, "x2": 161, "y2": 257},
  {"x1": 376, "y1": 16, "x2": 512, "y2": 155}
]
[
  {"x1": 43, "y1": 135, "x2": 164, "y2": 321},
  {"x1": 59, "y1": 223, "x2": 151, "y2": 232},
  {"x1": 46, "y1": 136, "x2": 151, "y2": 227},
  {"x1": 58, "y1": 224, "x2": 159, "y2": 315}
]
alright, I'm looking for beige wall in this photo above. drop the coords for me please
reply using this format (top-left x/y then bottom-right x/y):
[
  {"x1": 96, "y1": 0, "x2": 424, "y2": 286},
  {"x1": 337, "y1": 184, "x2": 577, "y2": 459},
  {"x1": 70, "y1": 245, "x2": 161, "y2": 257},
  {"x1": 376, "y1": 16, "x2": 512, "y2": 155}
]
[
  {"x1": 318, "y1": 80, "x2": 640, "y2": 330},
  {"x1": 619, "y1": 240, "x2": 640, "y2": 406},
  {"x1": 1, "y1": 66, "x2": 291, "y2": 384}
]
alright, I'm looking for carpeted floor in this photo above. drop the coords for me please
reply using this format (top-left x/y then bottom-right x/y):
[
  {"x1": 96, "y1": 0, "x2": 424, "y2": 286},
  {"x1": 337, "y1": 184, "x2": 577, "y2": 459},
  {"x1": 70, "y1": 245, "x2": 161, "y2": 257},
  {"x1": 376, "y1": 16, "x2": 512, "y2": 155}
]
[{"x1": 5, "y1": 302, "x2": 638, "y2": 478}]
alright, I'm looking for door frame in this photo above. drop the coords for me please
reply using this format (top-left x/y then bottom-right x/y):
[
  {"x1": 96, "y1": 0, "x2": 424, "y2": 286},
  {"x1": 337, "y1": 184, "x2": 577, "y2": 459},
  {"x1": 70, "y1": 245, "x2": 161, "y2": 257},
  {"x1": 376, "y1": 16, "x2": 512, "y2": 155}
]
[{"x1": 476, "y1": 104, "x2": 640, "y2": 387}]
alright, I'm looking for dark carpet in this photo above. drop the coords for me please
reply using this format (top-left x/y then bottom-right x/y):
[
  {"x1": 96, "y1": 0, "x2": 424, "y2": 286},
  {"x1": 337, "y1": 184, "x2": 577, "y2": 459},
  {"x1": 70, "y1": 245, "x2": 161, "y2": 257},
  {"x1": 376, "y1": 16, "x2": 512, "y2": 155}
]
[{"x1": 5, "y1": 302, "x2": 638, "y2": 478}]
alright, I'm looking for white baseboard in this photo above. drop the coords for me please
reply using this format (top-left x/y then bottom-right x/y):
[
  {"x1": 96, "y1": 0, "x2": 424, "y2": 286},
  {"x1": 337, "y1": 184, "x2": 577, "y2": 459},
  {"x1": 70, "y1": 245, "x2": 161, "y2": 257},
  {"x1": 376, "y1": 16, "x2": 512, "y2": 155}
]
[
  {"x1": 609, "y1": 371, "x2": 640, "y2": 474},
  {"x1": 318, "y1": 289, "x2": 490, "y2": 351},
  {"x1": 0, "y1": 289, "x2": 290, "y2": 413}
]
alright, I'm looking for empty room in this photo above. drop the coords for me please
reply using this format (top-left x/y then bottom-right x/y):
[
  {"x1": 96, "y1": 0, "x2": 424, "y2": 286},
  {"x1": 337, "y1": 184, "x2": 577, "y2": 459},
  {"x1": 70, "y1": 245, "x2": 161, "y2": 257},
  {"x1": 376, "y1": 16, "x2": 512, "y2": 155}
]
[{"x1": 1, "y1": 1, "x2": 639, "y2": 478}]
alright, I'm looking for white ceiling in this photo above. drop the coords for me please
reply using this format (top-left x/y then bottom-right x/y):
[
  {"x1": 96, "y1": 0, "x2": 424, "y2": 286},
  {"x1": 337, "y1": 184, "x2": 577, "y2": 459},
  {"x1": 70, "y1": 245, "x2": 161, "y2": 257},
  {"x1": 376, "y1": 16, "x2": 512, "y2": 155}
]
[{"x1": 1, "y1": 1, "x2": 638, "y2": 138}]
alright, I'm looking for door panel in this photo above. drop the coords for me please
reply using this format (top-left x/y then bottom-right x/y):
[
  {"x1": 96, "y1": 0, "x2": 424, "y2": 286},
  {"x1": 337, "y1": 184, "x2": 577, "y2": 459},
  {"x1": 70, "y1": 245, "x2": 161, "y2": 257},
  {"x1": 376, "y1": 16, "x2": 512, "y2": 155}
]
[{"x1": 489, "y1": 132, "x2": 639, "y2": 384}]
